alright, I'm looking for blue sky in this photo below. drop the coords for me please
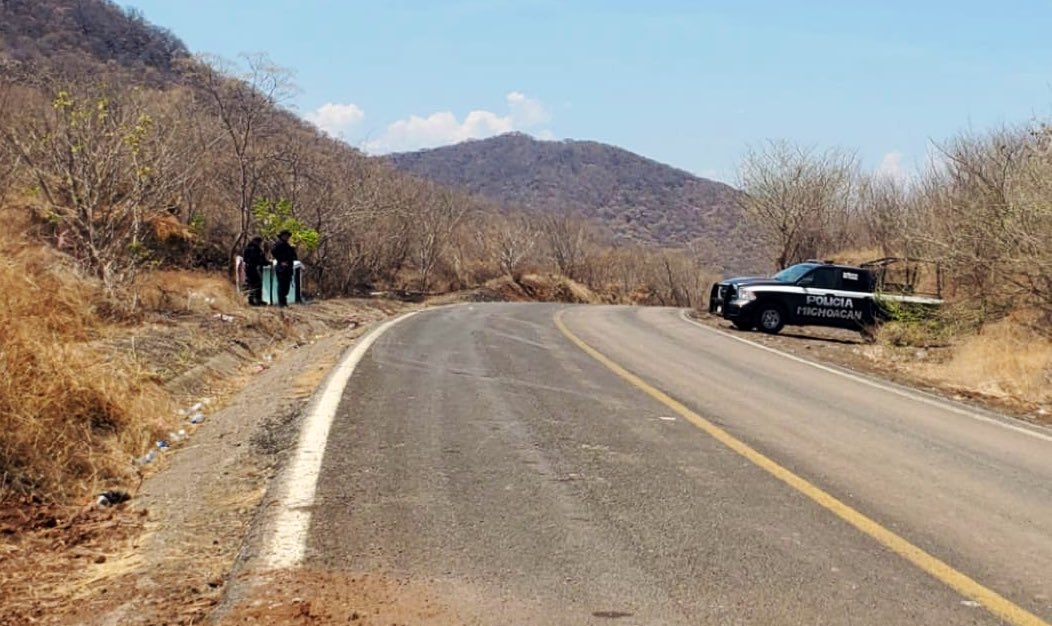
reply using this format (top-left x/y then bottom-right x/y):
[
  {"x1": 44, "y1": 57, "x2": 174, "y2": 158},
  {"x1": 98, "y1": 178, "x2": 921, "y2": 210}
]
[{"x1": 129, "y1": 0, "x2": 1052, "y2": 183}]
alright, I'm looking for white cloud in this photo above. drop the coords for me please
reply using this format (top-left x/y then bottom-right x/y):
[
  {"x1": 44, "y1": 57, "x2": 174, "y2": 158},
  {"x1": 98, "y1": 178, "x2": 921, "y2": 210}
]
[
  {"x1": 875, "y1": 151, "x2": 908, "y2": 183},
  {"x1": 362, "y1": 92, "x2": 552, "y2": 154},
  {"x1": 506, "y1": 91, "x2": 551, "y2": 126},
  {"x1": 305, "y1": 102, "x2": 365, "y2": 138}
]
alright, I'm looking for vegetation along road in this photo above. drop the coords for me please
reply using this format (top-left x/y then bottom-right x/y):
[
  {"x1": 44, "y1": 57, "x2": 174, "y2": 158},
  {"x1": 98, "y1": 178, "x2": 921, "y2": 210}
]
[{"x1": 244, "y1": 302, "x2": 1052, "y2": 625}]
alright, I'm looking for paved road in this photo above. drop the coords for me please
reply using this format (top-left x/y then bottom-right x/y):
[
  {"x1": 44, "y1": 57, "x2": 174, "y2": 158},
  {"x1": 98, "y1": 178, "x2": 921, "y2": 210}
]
[{"x1": 306, "y1": 303, "x2": 1052, "y2": 625}]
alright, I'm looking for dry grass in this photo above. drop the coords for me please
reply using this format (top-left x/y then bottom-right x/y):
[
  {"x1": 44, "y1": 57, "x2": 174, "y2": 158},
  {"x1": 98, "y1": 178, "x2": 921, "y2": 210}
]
[
  {"x1": 484, "y1": 273, "x2": 605, "y2": 304},
  {"x1": 906, "y1": 316, "x2": 1052, "y2": 407},
  {"x1": 132, "y1": 269, "x2": 244, "y2": 314},
  {"x1": 0, "y1": 232, "x2": 175, "y2": 503}
]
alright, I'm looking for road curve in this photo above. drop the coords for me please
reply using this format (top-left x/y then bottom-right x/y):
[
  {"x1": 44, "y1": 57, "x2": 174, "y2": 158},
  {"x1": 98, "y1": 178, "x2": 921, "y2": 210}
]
[{"x1": 304, "y1": 303, "x2": 1052, "y2": 625}]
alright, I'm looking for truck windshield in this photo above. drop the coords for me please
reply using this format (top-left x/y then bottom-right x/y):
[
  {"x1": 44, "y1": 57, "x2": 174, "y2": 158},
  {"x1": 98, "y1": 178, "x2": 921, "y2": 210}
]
[{"x1": 773, "y1": 263, "x2": 819, "y2": 283}]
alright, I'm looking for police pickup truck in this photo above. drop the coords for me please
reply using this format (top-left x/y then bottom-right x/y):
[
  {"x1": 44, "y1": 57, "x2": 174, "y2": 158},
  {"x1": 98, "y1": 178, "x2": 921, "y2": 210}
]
[{"x1": 708, "y1": 260, "x2": 943, "y2": 335}]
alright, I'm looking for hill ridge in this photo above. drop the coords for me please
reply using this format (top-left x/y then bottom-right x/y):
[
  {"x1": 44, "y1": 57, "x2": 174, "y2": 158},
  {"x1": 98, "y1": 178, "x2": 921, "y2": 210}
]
[
  {"x1": 386, "y1": 132, "x2": 761, "y2": 273},
  {"x1": 0, "y1": 0, "x2": 189, "y2": 82}
]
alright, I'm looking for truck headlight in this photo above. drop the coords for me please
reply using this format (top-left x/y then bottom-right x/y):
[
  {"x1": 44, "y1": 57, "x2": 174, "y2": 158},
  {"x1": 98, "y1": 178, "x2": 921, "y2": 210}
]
[{"x1": 735, "y1": 289, "x2": 756, "y2": 304}]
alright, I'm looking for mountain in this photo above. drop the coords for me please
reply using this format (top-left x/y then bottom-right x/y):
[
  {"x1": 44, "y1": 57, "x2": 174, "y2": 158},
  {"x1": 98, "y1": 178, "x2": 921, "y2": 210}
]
[
  {"x1": 386, "y1": 133, "x2": 762, "y2": 273},
  {"x1": 0, "y1": 0, "x2": 189, "y2": 82}
]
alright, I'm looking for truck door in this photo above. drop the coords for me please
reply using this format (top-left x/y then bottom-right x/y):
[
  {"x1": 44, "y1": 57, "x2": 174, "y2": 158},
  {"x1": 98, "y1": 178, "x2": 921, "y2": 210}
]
[
  {"x1": 838, "y1": 269, "x2": 875, "y2": 327},
  {"x1": 795, "y1": 266, "x2": 849, "y2": 328}
]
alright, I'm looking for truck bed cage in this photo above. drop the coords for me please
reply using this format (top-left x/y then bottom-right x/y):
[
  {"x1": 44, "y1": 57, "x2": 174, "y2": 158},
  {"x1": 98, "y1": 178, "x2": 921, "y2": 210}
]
[{"x1": 859, "y1": 257, "x2": 943, "y2": 299}]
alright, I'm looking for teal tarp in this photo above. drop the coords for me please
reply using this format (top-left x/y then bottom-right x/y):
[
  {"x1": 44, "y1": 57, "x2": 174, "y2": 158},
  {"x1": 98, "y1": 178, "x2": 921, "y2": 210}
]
[{"x1": 261, "y1": 261, "x2": 304, "y2": 305}]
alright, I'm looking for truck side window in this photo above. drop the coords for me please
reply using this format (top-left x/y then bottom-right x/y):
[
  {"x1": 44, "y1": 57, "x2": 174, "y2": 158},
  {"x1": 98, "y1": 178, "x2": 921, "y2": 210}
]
[{"x1": 805, "y1": 267, "x2": 838, "y2": 289}]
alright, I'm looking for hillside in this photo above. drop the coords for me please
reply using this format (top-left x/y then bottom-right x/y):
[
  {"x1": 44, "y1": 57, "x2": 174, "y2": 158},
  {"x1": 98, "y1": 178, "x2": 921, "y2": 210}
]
[
  {"x1": 0, "y1": 0, "x2": 188, "y2": 82},
  {"x1": 387, "y1": 133, "x2": 764, "y2": 273}
]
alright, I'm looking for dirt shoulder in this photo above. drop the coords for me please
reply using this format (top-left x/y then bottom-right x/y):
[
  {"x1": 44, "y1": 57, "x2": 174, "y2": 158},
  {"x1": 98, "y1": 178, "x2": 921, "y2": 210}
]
[
  {"x1": 1, "y1": 297, "x2": 416, "y2": 626},
  {"x1": 2, "y1": 302, "x2": 1047, "y2": 626}
]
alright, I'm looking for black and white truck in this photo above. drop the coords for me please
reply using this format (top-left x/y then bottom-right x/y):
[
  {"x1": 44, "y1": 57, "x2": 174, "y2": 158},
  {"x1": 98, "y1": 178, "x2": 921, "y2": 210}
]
[{"x1": 708, "y1": 259, "x2": 943, "y2": 335}]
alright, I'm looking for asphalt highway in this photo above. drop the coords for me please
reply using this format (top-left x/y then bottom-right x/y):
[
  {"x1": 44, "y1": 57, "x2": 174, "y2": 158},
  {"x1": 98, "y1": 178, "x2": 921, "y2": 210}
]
[{"x1": 305, "y1": 303, "x2": 1052, "y2": 625}]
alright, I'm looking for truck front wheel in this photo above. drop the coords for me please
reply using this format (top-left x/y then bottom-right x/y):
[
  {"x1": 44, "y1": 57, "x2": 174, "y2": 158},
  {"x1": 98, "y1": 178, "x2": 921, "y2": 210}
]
[{"x1": 756, "y1": 304, "x2": 786, "y2": 334}]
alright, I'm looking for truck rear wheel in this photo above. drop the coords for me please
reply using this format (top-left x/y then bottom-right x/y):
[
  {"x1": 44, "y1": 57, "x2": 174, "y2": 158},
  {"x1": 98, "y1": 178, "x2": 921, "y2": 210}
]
[{"x1": 756, "y1": 304, "x2": 785, "y2": 334}]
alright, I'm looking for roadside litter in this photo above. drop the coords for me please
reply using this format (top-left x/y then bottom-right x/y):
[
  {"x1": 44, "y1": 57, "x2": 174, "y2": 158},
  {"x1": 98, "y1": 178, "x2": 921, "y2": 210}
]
[
  {"x1": 181, "y1": 399, "x2": 210, "y2": 425},
  {"x1": 134, "y1": 402, "x2": 209, "y2": 467},
  {"x1": 95, "y1": 490, "x2": 131, "y2": 507}
]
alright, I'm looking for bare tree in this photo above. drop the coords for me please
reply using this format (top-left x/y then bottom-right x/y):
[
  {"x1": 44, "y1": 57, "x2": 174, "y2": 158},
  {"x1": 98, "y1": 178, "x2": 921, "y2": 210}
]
[
  {"x1": 2, "y1": 80, "x2": 195, "y2": 291},
  {"x1": 921, "y1": 127, "x2": 1052, "y2": 327},
  {"x1": 0, "y1": 81, "x2": 22, "y2": 204},
  {"x1": 326, "y1": 167, "x2": 422, "y2": 293},
  {"x1": 186, "y1": 53, "x2": 297, "y2": 276},
  {"x1": 539, "y1": 213, "x2": 590, "y2": 279},
  {"x1": 857, "y1": 174, "x2": 916, "y2": 257},
  {"x1": 582, "y1": 244, "x2": 646, "y2": 303},
  {"x1": 478, "y1": 214, "x2": 539, "y2": 281},
  {"x1": 737, "y1": 140, "x2": 858, "y2": 269},
  {"x1": 655, "y1": 249, "x2": 714, "y2": 308},
  {"x1": 413, "y1": 184, "x2": 470, "y2": 291},
  {"x1": 296, "y1": 152, "x2": 386, "y2": 294}
]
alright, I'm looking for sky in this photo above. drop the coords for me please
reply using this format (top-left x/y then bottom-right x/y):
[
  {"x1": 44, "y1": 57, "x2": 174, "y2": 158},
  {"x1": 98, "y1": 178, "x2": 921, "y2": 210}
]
[{"x1": 127, "y1": 0, "x2": 1052, "y2": 184}]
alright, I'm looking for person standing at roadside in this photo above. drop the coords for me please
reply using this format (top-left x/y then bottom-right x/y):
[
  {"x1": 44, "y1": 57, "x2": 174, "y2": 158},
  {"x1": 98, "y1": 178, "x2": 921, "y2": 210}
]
[
  {"x1": 241, "y1": 235, "x2": 266, "y2": 306},
  {"x1": 271, "y1": 229, "x2": 298, "y2": 307}
]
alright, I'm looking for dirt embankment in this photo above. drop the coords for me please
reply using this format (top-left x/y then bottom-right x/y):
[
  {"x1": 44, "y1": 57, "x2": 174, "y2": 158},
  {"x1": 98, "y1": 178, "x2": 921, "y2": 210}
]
[{"x1": 1, "y1": 297, "x2": 415, "y2": 626}]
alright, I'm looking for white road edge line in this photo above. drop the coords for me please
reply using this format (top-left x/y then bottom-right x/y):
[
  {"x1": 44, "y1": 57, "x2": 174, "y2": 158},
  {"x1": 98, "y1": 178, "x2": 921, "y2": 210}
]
[
  {"x1": 262, "y1": 311, "x2": 419, "y2": 570},
  {"x1": 679, "y1": 310, "x2": 1052, "y2": 444}
]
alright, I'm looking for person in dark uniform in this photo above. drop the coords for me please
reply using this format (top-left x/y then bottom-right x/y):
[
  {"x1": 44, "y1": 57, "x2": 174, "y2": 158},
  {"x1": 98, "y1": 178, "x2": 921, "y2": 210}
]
[
  {"x1": 241, "y1": 235, "x2": 266, "y2": 306},
  {"x1": 270, "y1": 229, "x2": 298, "y2": 307}
]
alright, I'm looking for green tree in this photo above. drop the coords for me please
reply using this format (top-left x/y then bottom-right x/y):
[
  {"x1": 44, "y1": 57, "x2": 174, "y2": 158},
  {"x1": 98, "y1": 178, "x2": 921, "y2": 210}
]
[{"x1": 251, "y1": 197, "x2": 319, "y2": 252}]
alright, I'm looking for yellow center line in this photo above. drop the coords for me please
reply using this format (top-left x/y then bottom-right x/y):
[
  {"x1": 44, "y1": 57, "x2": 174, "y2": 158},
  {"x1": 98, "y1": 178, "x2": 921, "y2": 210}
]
[{"x1": 553, "y1": 310, "x2": 1049, "y2": 626}]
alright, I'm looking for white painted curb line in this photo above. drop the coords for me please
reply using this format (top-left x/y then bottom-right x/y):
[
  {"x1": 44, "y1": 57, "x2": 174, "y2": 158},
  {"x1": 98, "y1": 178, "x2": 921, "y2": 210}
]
[
  {"x1": 680, "y1": 310, "x2": 1052, "y2": 444},
  {"x1": 262, "y1": 311, "x2": 419, "y2": 569}
]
